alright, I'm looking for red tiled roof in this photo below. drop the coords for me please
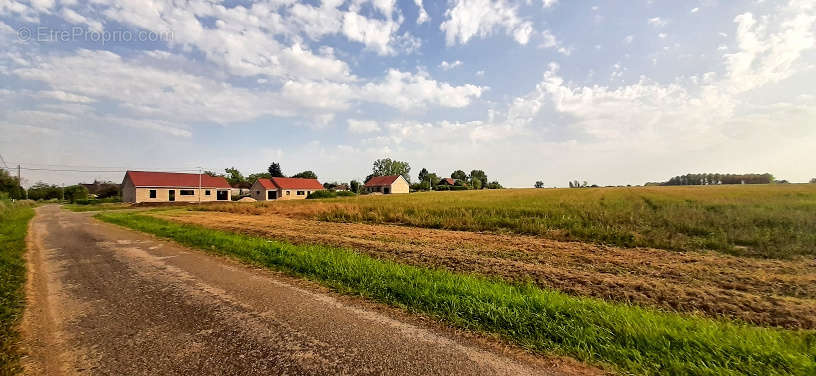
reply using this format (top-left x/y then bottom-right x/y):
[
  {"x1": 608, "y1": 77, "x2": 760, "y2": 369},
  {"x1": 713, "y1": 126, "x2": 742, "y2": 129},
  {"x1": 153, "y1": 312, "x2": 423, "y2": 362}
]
[
  {"x1": 365, "y1": 175, "x2": 401, "y2": 187},
  {"x1": 125, "y1": 171, "x2": 230, "y2": 188},
  {"x1": 266, "y1": 177, "x2": 323, "y2": 190},
  {"x1": 256, "y1": 178, "x2": 277, "y2": 190},
  {"x1": 441, "y1": 178, "x2": 456, "y2": 185}
]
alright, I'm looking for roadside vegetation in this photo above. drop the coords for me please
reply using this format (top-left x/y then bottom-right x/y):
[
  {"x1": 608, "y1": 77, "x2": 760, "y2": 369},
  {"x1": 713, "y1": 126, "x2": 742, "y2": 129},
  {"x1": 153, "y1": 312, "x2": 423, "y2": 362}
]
[
  {"x1": 0, "y1": 200, "x2": 35, "y2": 374},
  {"x1": 97, "y1": 212, "x2": 816, "y2": 375},
  {"x1": 198, "y1": 184, "x2": 816, "y2": 259}
]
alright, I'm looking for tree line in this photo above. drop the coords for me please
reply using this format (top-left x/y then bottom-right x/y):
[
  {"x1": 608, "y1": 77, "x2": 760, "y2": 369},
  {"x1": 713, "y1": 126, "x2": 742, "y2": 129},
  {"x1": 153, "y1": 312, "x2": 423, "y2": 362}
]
[{"x1": 661, "y1": 173, "x2": 776, "y2": 186}]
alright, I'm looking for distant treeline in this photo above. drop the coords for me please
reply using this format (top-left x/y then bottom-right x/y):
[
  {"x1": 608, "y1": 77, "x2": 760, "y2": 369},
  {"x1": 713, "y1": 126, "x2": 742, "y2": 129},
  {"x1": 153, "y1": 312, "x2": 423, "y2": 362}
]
[{"x1": 658, "y1": 173, "x2": 775, "y2": 186}]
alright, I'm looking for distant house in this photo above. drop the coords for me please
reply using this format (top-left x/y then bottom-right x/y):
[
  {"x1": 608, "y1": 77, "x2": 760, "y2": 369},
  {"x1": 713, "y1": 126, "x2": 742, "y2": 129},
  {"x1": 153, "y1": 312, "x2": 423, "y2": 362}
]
[
  {"x1": 439, "y1": 178, "x2": 456, "y2": 186},
  {"x1": 332, "y1": 183, "x2": 350, "y2": 191},
  {"x1": 230, "y1": 184, "x2": 250, "y2": 197},
  {"x1": 250, "y1": 177, "x2": 324, "y2": 201},
  {"x1": 121, "y1": 171, "x2": 231, "y2": 203},
  {"x1": 364, "y1": 175, "x2": 409, "y2": 194}
]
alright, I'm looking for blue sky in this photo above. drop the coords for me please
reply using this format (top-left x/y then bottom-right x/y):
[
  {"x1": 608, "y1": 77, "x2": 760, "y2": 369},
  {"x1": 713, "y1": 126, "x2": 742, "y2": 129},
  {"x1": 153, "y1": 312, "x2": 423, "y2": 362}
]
[{"x1": 1, "y1": 0, "x2": 814, "y2": 187}]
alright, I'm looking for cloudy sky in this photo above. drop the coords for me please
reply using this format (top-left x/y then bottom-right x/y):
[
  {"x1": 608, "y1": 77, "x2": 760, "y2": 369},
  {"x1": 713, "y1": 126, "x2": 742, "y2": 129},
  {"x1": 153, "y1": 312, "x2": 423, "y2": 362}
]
[{"x1": 1, "y1": 0, "x2": 814, "y2": 187}]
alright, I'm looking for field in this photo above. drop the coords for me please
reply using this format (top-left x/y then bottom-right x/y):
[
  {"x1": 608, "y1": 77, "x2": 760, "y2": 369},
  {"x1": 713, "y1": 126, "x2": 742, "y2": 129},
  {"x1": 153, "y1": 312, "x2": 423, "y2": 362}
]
[
  {"x1": 195, "y1": 184, "x2": 816, "y2": 259},
  {"x1": 0, "y1": 201, "x2": 36, "y2": 374},
  {"x1": 97, "y1": 212, "x2": 816, "y2": 376},
  {"x1": 97, "y1": 185, "x2": 816, "y2": 374}
]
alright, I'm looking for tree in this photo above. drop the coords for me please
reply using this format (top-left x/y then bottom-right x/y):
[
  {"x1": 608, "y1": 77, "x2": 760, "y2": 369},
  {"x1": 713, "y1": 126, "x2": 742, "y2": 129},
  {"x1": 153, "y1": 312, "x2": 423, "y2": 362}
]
[
  {"x1": 535, "y1": 181, "x2": 544, "y2": 188},
  {"x1": 470, "y1": 170, "x2": 487, "y2": 189},
  {"x1": 487, "y1": 181, "x2": 503, "y2": 189},
  {"x1": 371, "y1": 158, "x2": 411, "y2": 183},
  {"x1": 204, "y1": 171, "x2": 221, "y2": 177},
  {"x1": 471, "y1": 178, "x2": 483, "y2": 190},
  {"x1": 451, "y1": 170, "x2": 468, "y2": 182},
  {"x1": 27, "y1": 183, "x2": 62, "y2": 201},
  {"x1": 63, "y1": 185, "x2": 89, "y2": 203},
  {"x1": 292, "y1": 170, "x2": 318, "y2": 179},
  {"x1": 0, "y1": 168, "x2": 25, "y2": 199},
  {"x1": 224, "y1": 167, "x2": 247, "y2": 187},
  {"x1": 267, "y1": 162, "x2": 284, "y2": 177},
  {"x1": 350, "y1": 180, "x2": 361, "y2": 193},
  {"x1": 247, "y1": 172, "x2": 272, "y2": 184},
  {"x1": 418, "y1": 168, "x2": 429, "y2": 184}
]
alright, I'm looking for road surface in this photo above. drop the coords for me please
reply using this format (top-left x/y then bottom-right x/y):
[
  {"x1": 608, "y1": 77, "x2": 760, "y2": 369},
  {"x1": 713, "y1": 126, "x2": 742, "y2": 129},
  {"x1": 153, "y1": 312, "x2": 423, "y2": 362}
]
[{"x1": 22, "y1": 206, "x2": 583, "y2": 375}]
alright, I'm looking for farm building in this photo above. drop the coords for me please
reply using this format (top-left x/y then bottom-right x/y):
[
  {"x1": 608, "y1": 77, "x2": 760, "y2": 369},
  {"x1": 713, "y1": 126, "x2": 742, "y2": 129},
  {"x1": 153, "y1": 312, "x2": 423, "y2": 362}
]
[
  {"x1": 364, "y1": 175, "x2": 410, "y2": 194},
  {"x1": 439, "y1": 178, "x2": 456, "y2": 186},
  {"x1": 121, "y1": 171, "x2": 231, "y2": 203},
  {"x1": 250, "y1": 177, "x2": 324, "y2": 201}
]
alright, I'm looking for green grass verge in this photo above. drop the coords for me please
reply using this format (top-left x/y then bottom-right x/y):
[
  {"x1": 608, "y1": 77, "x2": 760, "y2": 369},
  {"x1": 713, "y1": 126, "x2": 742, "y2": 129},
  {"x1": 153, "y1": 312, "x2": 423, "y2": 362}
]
[
  {"x1": 0, "y1": 202, "x2": 35, "y2": 374},
  {"x1": 96, "y1": 212, "x2": 816, "y2": 376},
  {"x1": 63, "y1": 202, "x2": 133, "y2": 212}
]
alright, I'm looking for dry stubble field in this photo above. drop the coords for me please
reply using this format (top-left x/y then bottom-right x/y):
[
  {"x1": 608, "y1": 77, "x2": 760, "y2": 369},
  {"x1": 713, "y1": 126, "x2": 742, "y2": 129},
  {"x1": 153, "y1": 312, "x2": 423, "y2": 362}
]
[{"x1": 151, "y1": 185, "x2": 816, "y2": 329}]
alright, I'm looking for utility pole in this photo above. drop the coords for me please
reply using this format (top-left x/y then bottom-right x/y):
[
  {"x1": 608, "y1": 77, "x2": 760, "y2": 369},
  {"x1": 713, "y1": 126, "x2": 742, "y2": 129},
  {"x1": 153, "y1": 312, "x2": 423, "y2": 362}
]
[
  {"x1": 198, "y1": 167, "x2": 202, "y2": 205},
  {"x1": 17, "y1": 164, "x2": 22, "y2": 199}
]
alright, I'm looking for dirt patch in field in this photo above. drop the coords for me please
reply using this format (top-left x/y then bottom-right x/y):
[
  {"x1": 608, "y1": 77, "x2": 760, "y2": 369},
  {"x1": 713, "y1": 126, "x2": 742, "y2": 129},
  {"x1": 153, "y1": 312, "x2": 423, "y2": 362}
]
[{"x1": 154, "y1": 210, "x2": 816, "y2": 329}]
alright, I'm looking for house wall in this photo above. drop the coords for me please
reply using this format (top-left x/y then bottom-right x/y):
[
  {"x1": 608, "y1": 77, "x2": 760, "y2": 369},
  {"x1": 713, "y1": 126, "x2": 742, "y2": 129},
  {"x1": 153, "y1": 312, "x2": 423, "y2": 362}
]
[
  {"x1": 391, "y1": 176, "x2": 410, "y2": 194},
  {"x1": 277, "y1": 189, "x2": 315, "y2": 200},
  {"x1": 127, "y1": 187, "x2": 230, "y2": 203},
  {"x1": 121, "y1": 176, "x2": 136, "y2": 203},
  {"x1": 250, "y1": 181, "x2": 272, "y2": 201}
]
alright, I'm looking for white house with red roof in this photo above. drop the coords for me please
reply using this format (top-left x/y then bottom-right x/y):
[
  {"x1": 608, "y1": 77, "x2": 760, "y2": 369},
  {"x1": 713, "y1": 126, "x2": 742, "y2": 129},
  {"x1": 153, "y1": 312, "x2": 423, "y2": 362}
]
[
  {"x1": 250, "y1": 177, "x2": 324, "y2": 201},
  {"x1": 363, "y1": 175, "x2": 409, "y2": 194},
  {"x1": 121, "y1": 171, "x2": 232, "y2": 203}
]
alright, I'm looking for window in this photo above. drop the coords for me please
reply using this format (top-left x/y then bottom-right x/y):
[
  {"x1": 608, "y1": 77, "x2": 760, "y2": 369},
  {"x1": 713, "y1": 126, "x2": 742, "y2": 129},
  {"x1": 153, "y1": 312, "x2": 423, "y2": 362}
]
[
  {"x1": 205, "y1": 190, "x2": 211, "y2": 196},
  {"x1": 267, "y1": 191, "x2": 275, "y2": 199},
  {"x1": 149, "y1": 189, "x2": 157, "y2": 198},
  {"x1": 180, "y1": 189, "x2": 195, "y2": 196},
  {"x1": 297, "y1": 190, "x2": 305, "y2": 196},
  {"x1": 286, "y1": 190, "x2": 290, "y2": 195},
  {"x1": 256, "y1": 190, "x2": 260, "y2": 195}
]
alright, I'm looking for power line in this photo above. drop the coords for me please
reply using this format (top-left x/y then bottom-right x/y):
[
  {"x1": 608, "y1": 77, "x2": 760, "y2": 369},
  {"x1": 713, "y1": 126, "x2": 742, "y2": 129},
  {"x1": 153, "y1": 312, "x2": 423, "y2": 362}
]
[
  {"x1": 0, "y1": 154, "x2": 9, "y2": 170},
  {"x1": 18, "y1": 167, "x2": 201, "y2": 173}
]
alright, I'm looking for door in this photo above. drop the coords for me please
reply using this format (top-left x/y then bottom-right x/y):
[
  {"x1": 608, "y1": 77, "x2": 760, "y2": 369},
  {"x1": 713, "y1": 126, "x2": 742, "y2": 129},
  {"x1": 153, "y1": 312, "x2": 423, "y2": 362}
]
[
  {"x1": 217, "y1": 190, "x2": 228, "y2": 201},
  {"x1": 267, "y1": 190, "x2": 276, "y2": 200},
  {"x1": 168, "y1": 190, "x2": 175, "y2": 202}
]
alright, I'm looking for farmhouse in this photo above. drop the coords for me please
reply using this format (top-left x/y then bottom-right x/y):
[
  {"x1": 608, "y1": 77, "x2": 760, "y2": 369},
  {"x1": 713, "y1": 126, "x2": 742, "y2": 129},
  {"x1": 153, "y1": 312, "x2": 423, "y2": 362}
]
[
  {"x1": 250, "y1": 177, "x2": 324, "y2": 201},
  {"x1": 364, "y1": 175, "x2": 410, "y2": 194},
  {"x1": 121, "y1": 171, "x2": 231, "y2": 203},
  {"x1": 439, "y1": 178, "x2": 456, "y2": 186}
]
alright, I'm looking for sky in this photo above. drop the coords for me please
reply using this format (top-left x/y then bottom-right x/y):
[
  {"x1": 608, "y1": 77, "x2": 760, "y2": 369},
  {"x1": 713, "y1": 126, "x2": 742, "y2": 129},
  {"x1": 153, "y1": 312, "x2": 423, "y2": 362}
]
[{"x1": 0, "y1": 0, "x2": 814, "y2": 188}]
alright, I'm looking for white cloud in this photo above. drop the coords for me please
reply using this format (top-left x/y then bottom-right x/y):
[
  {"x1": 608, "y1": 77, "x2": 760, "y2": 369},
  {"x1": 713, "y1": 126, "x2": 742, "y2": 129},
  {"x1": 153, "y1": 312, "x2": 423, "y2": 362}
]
[
  {"x1": 361, "y1": 69, "x2": 486, "y2": 110},
  {"x1": 347, "y1": 119, "x2": 381, "y2": 133},
  {"x1": 415, "y1": 0, "x2": 430, "y2": 24},
  {"x1": 691, "y1": 7, "x2": 699, "y2": 14},
  {"x1": 439, "y1": 60, "x2": 463, "y2": 70},
  {"x1": 440, "y1": 0, "x2": 535, "y2": 45},
  {"x1": 648, "y1": 17, "x2": 667, "y2": 27},
  {"x1": 37, "y1": 90, "x2": 96, "y2": 103}
]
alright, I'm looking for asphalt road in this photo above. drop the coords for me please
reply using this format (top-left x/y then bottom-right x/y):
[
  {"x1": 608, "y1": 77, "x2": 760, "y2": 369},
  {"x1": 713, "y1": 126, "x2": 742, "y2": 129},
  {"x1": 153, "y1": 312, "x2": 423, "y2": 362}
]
[{"x1": 21, "y1": 206, "x2": 573, "y2": 375}]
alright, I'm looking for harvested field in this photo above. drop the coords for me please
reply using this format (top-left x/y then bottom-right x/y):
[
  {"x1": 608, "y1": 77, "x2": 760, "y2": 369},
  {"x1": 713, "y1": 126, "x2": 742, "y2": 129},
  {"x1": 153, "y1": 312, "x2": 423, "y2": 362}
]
[
  {"x1": 154, "y1": 210, "x2": 816, "y2": 329},
  {"x1": 193, "y1": 185, "x2": 816, "y2": 259}
]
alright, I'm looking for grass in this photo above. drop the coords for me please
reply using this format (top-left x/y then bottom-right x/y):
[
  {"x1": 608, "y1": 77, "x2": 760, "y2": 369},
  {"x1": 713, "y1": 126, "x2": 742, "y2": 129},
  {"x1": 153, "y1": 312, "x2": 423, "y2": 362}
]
[
  {"x1": 97, "y1": 212, "x2": 816, "y2": 376},
  {"x1": 199, "y1": 185, "x2": 816, "y2": 259},
  {"x1": 63, "y1": 202, "x2": 133, "y2": 212},
  {"x1": 0, "y1": 201, "x2": 35, "y2": 375}
]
